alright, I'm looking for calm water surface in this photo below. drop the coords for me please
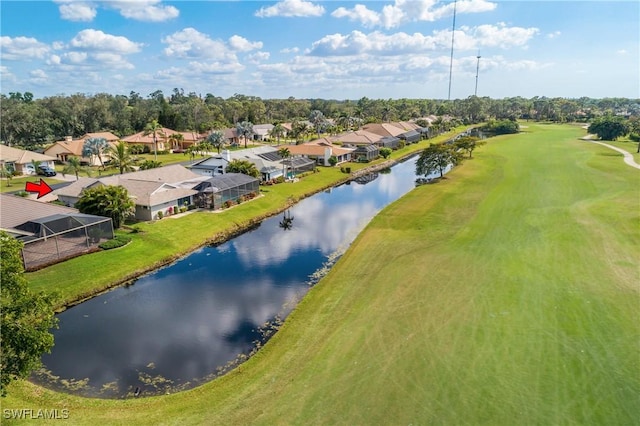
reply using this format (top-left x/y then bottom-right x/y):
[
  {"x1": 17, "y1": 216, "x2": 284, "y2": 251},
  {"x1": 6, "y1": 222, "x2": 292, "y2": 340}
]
[{"x1": 36, "y1": 156, "x2": 447, "y2": 397}]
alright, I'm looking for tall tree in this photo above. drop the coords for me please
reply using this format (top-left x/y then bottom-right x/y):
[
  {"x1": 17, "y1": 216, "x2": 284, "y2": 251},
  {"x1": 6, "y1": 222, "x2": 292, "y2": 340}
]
[
  {"x1": 309, "y1": 109, "x2": 326, "y2": 138},
  {"x1": 143, "y1": 119, "x2": 165, "y2": 161},
  {"x1": 278, "y1": 147, "x2": 291, "y2": 179},
  {"x1": 207, "y1": 130, "x2": 225, "y2": 154},
  {"x1": 82, "y1": 137, "x2": 109, "y2": 169},
  {"x1": 587, "y1": 115, "x2": 630, "y2": 141},
  {"x1": 107, "y1": 140, "x2": 135, "y2": 174},
  {"x1": 454, "y1": 136, "x2": 485, "y2": 158},
  {"x1": 76, "y1": 185, "x2": 135, "y2": 229},
  {"x1": 269, "y1": 123, "x2": 286, "y2": 144},
  {"x1": 416, "y1": 143, "x2": 463, "y2": 178},
  {"x1": 1, "y1": 231, "x2": 58, "y2": 396},
  {"x1": 236, "y1": 121, "x2": 254, "y2": 149}
]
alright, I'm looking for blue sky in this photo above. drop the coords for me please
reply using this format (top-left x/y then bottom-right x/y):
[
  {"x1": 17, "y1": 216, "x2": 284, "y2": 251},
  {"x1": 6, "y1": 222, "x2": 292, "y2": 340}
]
[{"x1": 1, "y1": 1, "x2": 638, "y2": 100}]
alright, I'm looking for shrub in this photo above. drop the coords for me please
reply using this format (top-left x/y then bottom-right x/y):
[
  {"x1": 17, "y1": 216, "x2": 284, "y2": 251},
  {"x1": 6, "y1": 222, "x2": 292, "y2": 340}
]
[
  {"x1": 156, "y1": 211, "x2": 164, "y2": 219},
  {"x1": 99, "y1": 235, "x2": 132, "y2": 250},
  {"x1": 179, "y1": 206, "x2": 188, "y2": 213}
]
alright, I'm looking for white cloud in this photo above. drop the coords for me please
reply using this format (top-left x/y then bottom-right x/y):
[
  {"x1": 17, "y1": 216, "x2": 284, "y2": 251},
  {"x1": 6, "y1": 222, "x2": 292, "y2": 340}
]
[
  {"x1": 616, "y1": 49, "x2": 628, "y2": 55},
  {"x1": 332, "y1": 0, "x2": 497, "y2": 29},
  {"x1": 307, "y1": 25, "x2": 538, "y2": 57},
  {"x1": 56, "y1": 1, "x2": 97, "y2": 21},
  {"x1": 255, "y1": 0, "x2": 325, "y2": 18},
  {"x1": 65, "y1": 51, "x2": 89, "y2": 64},
  {"x1": 246, "y1": 51, "x2": 271, "y2": 64},
  {"x1": 29, "y1": 69, "x2": 49, "y2": 84},
  {"x1": 228, "y1": 35, "x2": 263, "y2": 52},
  {"x1": 70, "y1": 29, "x2": 142, "y2": 54},
  {"x1": 463, "y1": 23, "x2": 539, "y2": 49},
  {"x1": 332, "y1": 4, "x2": 382, "y2": 27},
  {"x1": 0, "y1": 66, "x2": 16, "y2": 83},
  {"x1": 281, "y1": 47, "x2": 300, "y2": 54},
  {"x1": 54, "y1": 0, "x2": 178, "y2": 22},
  {"x1": 162, "y1": 28, "x2": 237, "y2": 61},
  {"x1": 0, "y1": 36, "x2": 50, "y2": 60},
  {"x1": 113, "y1": 0, "x2": 179, "y2": 22}
]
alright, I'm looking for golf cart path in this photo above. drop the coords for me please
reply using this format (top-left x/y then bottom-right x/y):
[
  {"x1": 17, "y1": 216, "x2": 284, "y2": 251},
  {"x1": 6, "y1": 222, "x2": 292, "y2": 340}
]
[{"x1": 581, "y1": 135, "x2": 640, "y2": 170}]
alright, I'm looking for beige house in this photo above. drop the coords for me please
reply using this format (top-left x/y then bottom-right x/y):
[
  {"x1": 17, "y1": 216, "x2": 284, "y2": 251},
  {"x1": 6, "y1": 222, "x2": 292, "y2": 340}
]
[
  {"x1": 44, "y1": 132, "x2": 119, "y2": 166},
  {"x1": 284, "y1": 139, "x2": 354, "y2": 166},
  {"x1": 55, "y1": 164, "x2": 208, "y2": 221},
  {"x1": 121, "y1": 128, "x2": 203, "y2": 152},
  {"x1": 0, "y1": 145, "x2": 56, "y2": 175}
]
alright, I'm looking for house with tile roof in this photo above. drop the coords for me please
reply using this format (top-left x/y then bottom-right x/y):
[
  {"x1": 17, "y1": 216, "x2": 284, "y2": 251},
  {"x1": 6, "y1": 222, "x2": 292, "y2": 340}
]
[
  {"x1": 0, "y1": 145, "x2": 56, "y2": 175},
  {"x1": 284, "y1": 139, "x2": 354, "y2": 166},
  {"x1": 44, "y1": 132, "x2": 120, "y2": 166},
  {"x1": 54, "y1": 164, "x2": 208, "y2": 221},
  {"x1": 121, "y1": 128, "x2": 203, "y2": 153}
]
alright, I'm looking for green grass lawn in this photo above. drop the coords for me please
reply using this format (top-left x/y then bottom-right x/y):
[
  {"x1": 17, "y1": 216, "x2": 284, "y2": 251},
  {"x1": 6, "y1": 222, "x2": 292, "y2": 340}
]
[
  {"x1": 4, "y1": 123, "x2": 638, "y2": 424},
  {"x1": 0, "y1": 176, "x2": 66, "y2": 193}
]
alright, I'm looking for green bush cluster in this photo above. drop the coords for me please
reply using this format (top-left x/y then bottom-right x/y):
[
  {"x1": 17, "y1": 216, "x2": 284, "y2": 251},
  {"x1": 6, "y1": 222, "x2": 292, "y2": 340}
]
[{"x1": 99, "y1": 235, "x2": 132, "y2": 250}]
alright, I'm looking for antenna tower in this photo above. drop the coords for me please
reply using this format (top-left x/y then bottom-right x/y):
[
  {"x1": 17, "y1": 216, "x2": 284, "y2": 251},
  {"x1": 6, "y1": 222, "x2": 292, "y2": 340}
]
[
  {"x1": 447, "y1": 0, "x2": 457, "y2": 101},
  {"x1": 474, "y1": 52, "x2": 481, "y2": 96}
]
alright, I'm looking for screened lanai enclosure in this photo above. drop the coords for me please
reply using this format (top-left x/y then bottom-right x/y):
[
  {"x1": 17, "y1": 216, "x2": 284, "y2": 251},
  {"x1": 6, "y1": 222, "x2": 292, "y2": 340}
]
[
  {"x1": 15, "y1": 214, "x2": 114, "y2": 270},
  {"x1": 0, "y1": 194, "x2": 114, "y2": 270},
  {"x1": 193, "y1": 173, "x2": 260, "y2": 210}
]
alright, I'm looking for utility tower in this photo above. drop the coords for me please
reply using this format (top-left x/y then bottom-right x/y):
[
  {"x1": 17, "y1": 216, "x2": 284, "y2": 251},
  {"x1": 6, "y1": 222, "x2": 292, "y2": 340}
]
[
  {"x1": 447, "y1": 0, "x2": 457, "y2": 101},
  {"x1": 474, "y1": 53, "x2": 481, "y2": 96}
]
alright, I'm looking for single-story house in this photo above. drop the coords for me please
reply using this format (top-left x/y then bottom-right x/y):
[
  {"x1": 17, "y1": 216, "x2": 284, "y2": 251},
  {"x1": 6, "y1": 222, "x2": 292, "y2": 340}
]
[
  {"x1": 0, "y1": 145, "x2": 57, "y2": 175},
  {"x1": 284, "y1": 140, "x2": 354, "y2": 166},
  {"x1": 189, "y1": 146, "x2": 315, "y2": 182},
  {"x1": 54, "y1": 164, "x2": 208, "y2": 221},
  {"x1": 361, "y1": 123, "x2": 406, "y2": 138},
  {"x1": 330, "y1": 130, "x2": 382, "y2": 146},
  {"x1": 121, "y1": 128, "x2": 204, "y2": 153},
  {"x1": 44, "y1": 132, "x2": 120, "y2": 166},
  {"x1": 192, "y1": 173, "x2": 260, "y2": 210},
  {"x1": 0, "y1": 193, "x2": 114, "y2": 270},
  {"x1": 252, "y1": 124, "x2": 274, "y2": 141},
  {"x1": 222, "y1": 128, "x2": 241, "y2": 146}
]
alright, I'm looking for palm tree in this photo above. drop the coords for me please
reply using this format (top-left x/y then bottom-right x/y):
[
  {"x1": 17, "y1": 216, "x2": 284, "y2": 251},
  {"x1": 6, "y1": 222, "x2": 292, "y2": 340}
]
[
  {"x1": 62, "y1": 157, "x2": 91, "y2": 180},
  {"x1": 106, "y1": 141, "x2": 135, "y2": 174},
  {"x1": 278, "y1": 147, "x2": 291, "y2": 180},
  {"x1": 269, "y1": 123, "x2": 285, "y2": 145},
  {"x1": 143, "y1": 119, "x2": 165, "y2": 161},
  {"x1": 309, "y1": 110, "x2": 326, "y2": 138},
  {"x1": 82, "y1": 137, "x2": 109, "y2": 169},
  {"x1": 207, "y1": 130, "x2": 225, "y2": 154},
  {"x1": 236, "y1": 121, "x2": 254, "y2": 149},
  {"x1": 225, "y1": 159, "x2": 260, "y2": 178}
]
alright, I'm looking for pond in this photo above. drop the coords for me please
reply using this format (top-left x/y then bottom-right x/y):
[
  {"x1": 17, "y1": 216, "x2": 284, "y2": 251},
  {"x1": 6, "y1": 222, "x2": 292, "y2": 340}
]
[{"x1": 35, "y1": 156, "x2": 448, "y2": 398}]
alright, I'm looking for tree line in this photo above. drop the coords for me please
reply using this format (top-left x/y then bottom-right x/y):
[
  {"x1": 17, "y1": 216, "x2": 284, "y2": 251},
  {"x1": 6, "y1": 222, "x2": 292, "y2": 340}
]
[{"x1": 2, "y1": 90, "x2": 638, "y2": 149}]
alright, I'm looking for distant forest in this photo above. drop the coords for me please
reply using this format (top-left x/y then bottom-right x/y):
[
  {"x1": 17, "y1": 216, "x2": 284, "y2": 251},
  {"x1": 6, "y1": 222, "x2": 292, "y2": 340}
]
[{"x1": 1, "y1": 89, "x2": 638, "y2": 148}]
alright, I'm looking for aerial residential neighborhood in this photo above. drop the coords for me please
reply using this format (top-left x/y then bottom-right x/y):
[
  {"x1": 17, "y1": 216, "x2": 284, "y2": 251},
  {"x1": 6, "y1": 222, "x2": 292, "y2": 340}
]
[{"x1": 0, "y1": 0, "x2": 638, "y2": 424}]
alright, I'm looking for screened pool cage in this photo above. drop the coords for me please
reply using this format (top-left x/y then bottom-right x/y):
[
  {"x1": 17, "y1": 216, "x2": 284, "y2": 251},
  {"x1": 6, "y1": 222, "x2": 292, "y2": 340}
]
[
  {"x1": 14, "y1": 213, "x2": 114, "y2": 270},
  {"x1": 193, "y1": 173, "x2": 260, "y2": 210}
]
